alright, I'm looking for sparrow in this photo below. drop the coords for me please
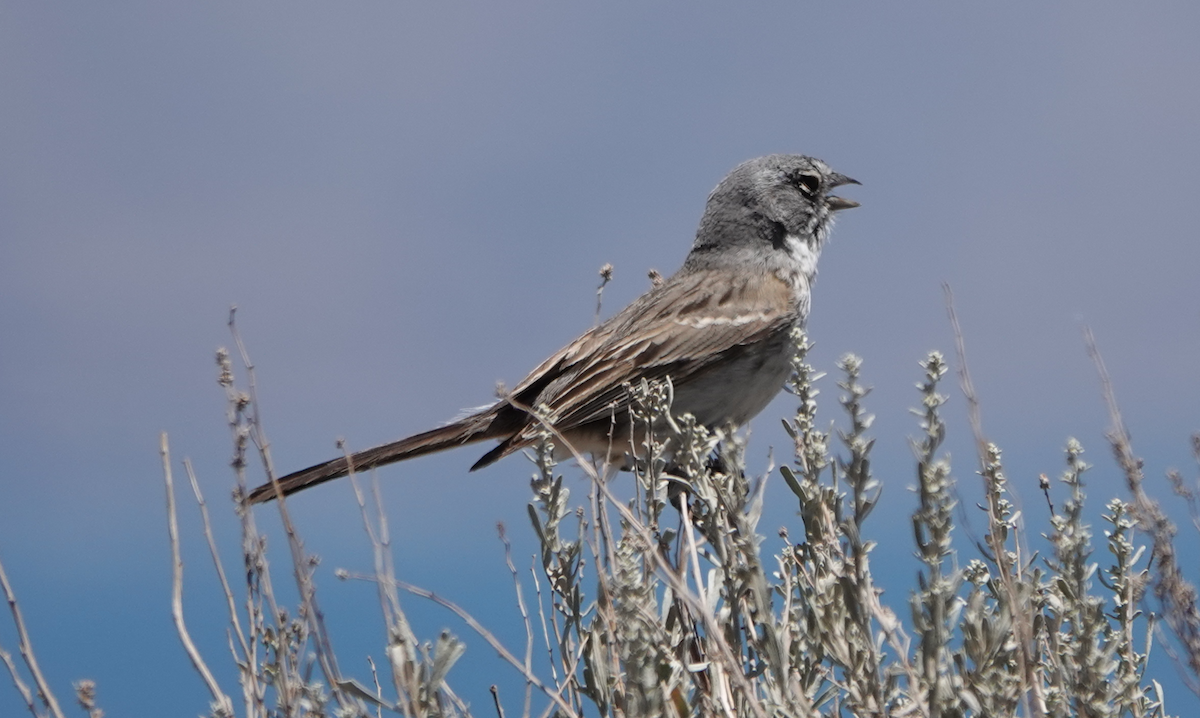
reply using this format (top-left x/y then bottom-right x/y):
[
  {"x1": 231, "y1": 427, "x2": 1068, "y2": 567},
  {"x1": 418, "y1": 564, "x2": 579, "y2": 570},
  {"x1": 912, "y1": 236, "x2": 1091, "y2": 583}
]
[{"x1": 247, "y1": 154, "x2": 858, "y2": 504}]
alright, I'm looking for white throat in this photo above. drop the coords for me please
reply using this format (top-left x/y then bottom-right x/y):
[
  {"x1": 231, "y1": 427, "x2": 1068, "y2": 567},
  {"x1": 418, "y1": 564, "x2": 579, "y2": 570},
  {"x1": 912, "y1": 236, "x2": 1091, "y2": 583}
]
[
  {"x1": 773, "y1": 233, "x2": 823, "y2": 317},
  {"x1": 783, "y1": 234, "x2": 821, "y2": 280}
]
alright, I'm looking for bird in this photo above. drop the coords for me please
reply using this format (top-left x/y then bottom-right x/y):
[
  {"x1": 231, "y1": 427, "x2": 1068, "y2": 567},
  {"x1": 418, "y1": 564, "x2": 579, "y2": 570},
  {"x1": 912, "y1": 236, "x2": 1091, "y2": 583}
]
[{"x1": 247, "y1": 154, "x2": 858, "y2": 504}]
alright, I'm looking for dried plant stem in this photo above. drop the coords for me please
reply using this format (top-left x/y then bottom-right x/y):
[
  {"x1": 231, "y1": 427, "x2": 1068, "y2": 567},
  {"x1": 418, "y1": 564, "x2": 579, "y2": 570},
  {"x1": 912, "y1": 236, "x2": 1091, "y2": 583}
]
[
  {"x1": 498, "y1": 525, "x2": 536, "y2": 718},
  {"x1": 0, "y1": 551, "x2": 63, "y2": 718},
  {"x1": 182, "y1": 457, "x2": 258, "y2": 714},
  {"x1": 162, "y1": 432, "x2": 234, "y2": 716},
  {"x1": 1087, "y1": 326, "x2": 1200, "y2": 689},
  {"x1": 942, "y1": 284, "x2": 985, "y2": 457},
  {"x1": 227, "y1": 308, "x2": 356, "y2": 713},
  {"x1": 945, "y1": 285, "x2": 1042, "y2": 717},
  {"x1": 595, "y1": 263, "x2": 614, "y2": 325},
  {"x1": 342, "y1": 572, "x2": 580, "y2": 717},
  {"x1": 0, "y1": 645, "x2": 38, "y2": 718}
]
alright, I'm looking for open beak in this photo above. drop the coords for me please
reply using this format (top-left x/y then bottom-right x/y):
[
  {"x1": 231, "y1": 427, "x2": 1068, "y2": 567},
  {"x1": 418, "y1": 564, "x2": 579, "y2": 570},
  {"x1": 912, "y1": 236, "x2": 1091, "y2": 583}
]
[{"x1": 826, "y1": 173, "x2": 861, "y2": 211}]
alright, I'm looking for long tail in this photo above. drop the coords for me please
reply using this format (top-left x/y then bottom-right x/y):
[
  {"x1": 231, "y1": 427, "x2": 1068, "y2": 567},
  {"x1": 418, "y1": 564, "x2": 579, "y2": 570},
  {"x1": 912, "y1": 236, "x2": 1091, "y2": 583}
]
[{"x1": 246, "y1": 418, "x2": 495, "y2": 504}]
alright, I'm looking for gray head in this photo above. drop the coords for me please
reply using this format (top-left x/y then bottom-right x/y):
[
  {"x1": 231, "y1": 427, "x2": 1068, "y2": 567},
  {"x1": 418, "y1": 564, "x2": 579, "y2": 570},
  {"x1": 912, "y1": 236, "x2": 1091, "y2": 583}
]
[{"x1": 685, "y1": 154, "x2": 859, "y2": 269}]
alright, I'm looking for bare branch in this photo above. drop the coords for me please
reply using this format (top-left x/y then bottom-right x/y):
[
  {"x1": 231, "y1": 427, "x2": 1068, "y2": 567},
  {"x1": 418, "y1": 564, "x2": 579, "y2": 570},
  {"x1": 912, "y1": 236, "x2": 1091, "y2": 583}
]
[
  {"x1": 162, "y1": 432, "x2": 233, "y2": 716},
  {"x1": 0, "y1": 644, "x2": 39, "y2": 718},
  {"x1": 1087, "y1": 326, "x2": 1200, "y2": 692},
  {"x1": 0, "y1": 535, "x2": 67, "y2": 718},
  {"x1": 341, "y1": 572, "x2": 581, "y2": 718}
]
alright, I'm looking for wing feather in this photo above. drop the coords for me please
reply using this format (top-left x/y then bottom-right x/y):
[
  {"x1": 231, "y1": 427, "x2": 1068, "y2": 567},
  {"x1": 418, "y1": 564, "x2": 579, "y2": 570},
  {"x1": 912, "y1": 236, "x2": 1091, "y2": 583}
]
[{"x1": 512, "y1": 269, "x2": 798, "y2": 433}]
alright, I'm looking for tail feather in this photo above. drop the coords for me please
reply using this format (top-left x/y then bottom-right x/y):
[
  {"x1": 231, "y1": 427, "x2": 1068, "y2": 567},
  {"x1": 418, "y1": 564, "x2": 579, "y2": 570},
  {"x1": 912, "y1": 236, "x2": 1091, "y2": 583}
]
[{"x1": 246, "y1": 419, "x2": 493, "y2": 504}]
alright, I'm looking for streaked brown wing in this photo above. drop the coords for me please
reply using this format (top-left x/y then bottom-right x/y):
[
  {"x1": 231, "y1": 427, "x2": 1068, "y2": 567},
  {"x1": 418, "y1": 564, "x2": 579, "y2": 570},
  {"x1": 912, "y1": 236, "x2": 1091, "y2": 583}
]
[
  {"x1": 522, "y1": 268, "x2": 798, "y2": 431},
  {"x1": 465, "y1": 268, "x2": 799, "y2": 469}
]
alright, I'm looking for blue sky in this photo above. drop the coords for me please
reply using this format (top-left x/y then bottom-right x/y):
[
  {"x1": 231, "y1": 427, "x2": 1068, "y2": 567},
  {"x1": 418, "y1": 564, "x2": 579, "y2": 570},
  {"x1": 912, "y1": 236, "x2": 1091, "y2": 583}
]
[{"x1": 2, "y1": 2, "x2": 1199, "y2": 714}]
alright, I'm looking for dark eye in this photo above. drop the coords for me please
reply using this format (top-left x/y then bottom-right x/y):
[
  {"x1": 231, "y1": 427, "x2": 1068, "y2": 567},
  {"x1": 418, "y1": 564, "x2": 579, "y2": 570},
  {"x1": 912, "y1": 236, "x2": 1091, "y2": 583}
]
[{"x1": 790, "y1": 172, "x2": 820, "y2": 197}]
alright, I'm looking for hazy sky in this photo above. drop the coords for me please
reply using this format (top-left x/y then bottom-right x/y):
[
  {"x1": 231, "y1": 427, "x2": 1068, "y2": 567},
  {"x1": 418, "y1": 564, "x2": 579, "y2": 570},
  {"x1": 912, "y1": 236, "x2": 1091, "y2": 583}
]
[{"x1": 3, "y1": 2, "x2": 1199, "y2": 713}]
